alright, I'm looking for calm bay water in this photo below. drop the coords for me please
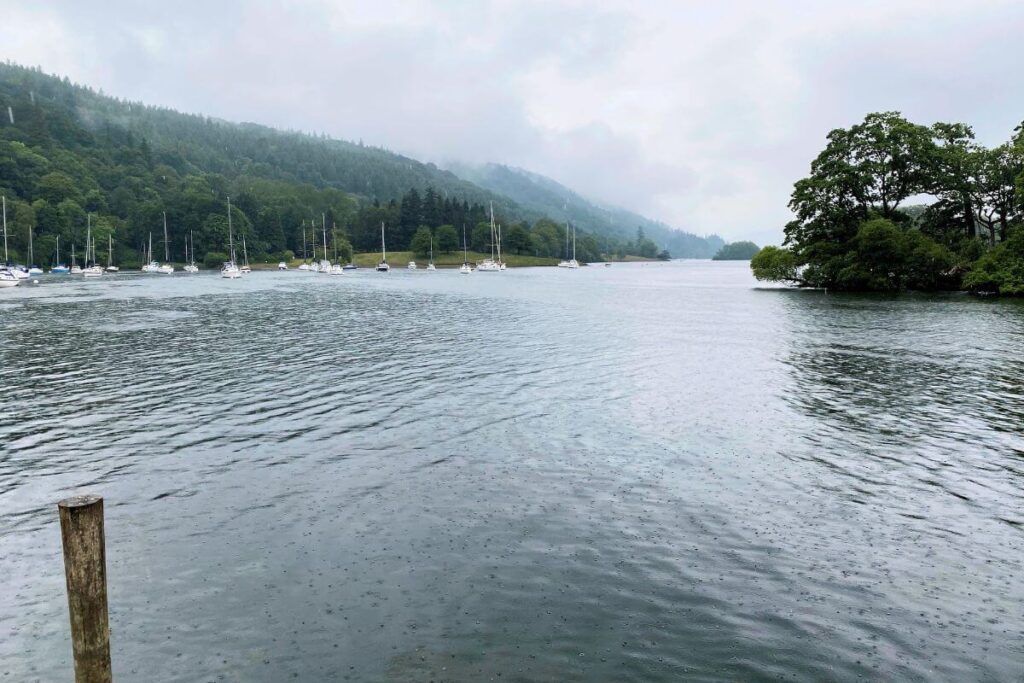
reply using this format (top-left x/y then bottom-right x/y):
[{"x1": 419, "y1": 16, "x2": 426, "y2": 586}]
[{"x1": 1, "y1": 261, "x2": 1022, "y2": 682}]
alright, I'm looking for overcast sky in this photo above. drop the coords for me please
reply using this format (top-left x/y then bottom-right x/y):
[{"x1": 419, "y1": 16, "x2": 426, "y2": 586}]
[{"x1": 3, "y1": 0, "x2": 1024, "y2": 244}]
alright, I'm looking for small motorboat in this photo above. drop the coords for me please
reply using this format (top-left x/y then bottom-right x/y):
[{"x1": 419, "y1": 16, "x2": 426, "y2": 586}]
[
  {"x1": 407, "y1": 261, "x2": 418, "y2": 270},
  {"x1": 51, "y1": 264, "x2": 70, "y2": 274},
  {"x1": 83, "y1": 265, "x2": 104, "y2": 278},
  {"x1": 0, "y1": 268, "x2": 20, "y2": 287},
  {"x1": 460, "y1": 262, "x2": 473, "y2": 274},
  {"x1": 342, "y1": 263, "x2": 358, "y2": 271},
  {"x1": 221, "y1": 261, "x2": 241, "y2": 279},
  {"x1": 298, "y1": 263, "x2": 311, "y2": 271},
  {"x1": 28, "y1": 266, "x2": 44, "y2": 276},
  {"x1": 278, "y1": 262, "x2": 288, "y2": 271},
  {"x1": 157, "y1": 263, "x2": 175, "y2": 274},
  {"x1": 329, "y1": 263, "x2": 344, "y2": 275},
  {"x1": 240, "y1": 265, "x2": 252, "y2": 275},
  {"x1": 426, "y1": 262, "x2": 436, "y2": 271},
  {"x1": 376, "y1": 261, "x2": 390, "y2": 272}
]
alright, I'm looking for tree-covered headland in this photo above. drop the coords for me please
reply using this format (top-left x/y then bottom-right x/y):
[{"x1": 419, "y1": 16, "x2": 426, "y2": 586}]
[
  {"x1": 751, "y1": 112, "x2": 1024, "y2": 294},
  {"x1": 713, "y1": 241, "x2": 760, "y2": 260}
]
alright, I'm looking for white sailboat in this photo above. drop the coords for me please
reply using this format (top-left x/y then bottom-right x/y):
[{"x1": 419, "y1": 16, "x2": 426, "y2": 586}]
[
  {"x1": 0, "y1": 196, "x2": 19, "y2": 286},
  {"x1": 297, "y1": 228, "x2": 310, "y2": 270},
  {"x1": 27, "y1": 225, "x2": 43, "y2": 275},
  {"x1": 2, "y1": 196, "x2": 29, "y2": 280},
  {"x1": 82, "y1": 215, "x2": 104, "y2": 277},
  {"x1": 329, "y1": 221, "x2": 343, "y2": 274},
  {"x1": 105, "y1": 234, "x2": 119, "y2": 272},
  {"x1": 566, "y1": 225, "x2": 579, "y2": 269},
  {"x1": 460, "y1": 224, "x2": 473, "y2": 274},
  {"x1": 141, "y1": 232, "x2": 160, "y2": 272},
  {"x1": 476, "y1": 202, "x2": 504, "y2": 271},
  {"x1": 51, "y1": 235, "x2": 69, "y2": 273},
  {"x1": 240, "y1": 234, "x2": 252, "y2": 274},
  {"x1": 183, "y1": 231, "x2": 199, "y2": 273},
  {"x1": 70, "y1": 243, "x2": 82, "y2": 274},
  {"x1": 376, "y1": 222, "x2": 390, "y2": 272},
  {"x1": 317, "y1": 214, "x2": 331, "y2": 273},
  {"x1": 308, "y1": 222, "x2": 321, "y2": 272},
  {"x1": 221, "y1": 197, "x2": 241, "y2": 278},
  {"x1": 427, "y1": 234, "x2": 436, "y2": 271},
  {"x1": 157, "y1": 213, "x2": 175, "y2": 273}
]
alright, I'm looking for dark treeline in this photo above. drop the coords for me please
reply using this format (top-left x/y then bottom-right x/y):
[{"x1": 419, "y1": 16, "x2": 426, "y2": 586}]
[
  {"x1": 752, "y1": 112, "x2": 1024, "y2": 294},
  {"x1": 0, "y1": 62, "x2": 669, "y2": 268}
]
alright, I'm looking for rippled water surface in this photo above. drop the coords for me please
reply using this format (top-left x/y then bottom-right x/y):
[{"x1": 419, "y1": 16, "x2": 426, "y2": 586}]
[{"x1": 1, "y1": 262, "x2": 1022, "y2": 682}]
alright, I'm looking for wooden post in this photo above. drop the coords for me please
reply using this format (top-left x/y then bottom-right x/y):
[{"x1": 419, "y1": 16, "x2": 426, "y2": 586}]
[{"x1": 58, "y1": 495, "x2": 112, "y2": 683}]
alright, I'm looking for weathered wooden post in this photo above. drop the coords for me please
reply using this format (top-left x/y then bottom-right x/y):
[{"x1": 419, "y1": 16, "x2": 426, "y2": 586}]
[{"x1": 58, "y1": 494, "x2": 112, "y2": 683}]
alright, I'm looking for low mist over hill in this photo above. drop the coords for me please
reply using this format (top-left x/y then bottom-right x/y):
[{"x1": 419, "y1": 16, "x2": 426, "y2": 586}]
[{"x1": 448, "y1": 163, "x2": 724, "y2": 258}]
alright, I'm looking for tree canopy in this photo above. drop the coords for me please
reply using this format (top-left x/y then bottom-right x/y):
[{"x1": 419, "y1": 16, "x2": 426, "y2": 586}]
[{"x1": 753, "y1": 111, "x2": 1024, "y2": 294}]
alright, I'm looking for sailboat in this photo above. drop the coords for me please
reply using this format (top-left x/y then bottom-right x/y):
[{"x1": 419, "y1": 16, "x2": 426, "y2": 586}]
[
  {"x1": 2, "y1": 196, "x2": 29, "y2": 280},
  {"x1": 308, "y1": 222, "x2": 321, "y2": 272},
  {"x1": 297, "y1": 228, "x2": 311, "y2": 270},
  {"x1": 329, "y1": 222, "x2": 343, "y2": 274},
  {"x1": 70, "y1": 243, "x2": 82, "y2": 274},
  {"x1": 183, "y1": 231, "x2": 199, "y2": 272},
  {"x1": 51, "y1": 235, "x2": 69, "y2": 274},
  {"x1": 221, "y1": 197, "x2": 241, "y2": 278},
  {"x1": 558, "y1": 223, "x2": 571, "y2": 267},
  {"x1": 566, "y1": 224, "x2": 579, "y2": 269},
  {"x1": 460, "y1": 224, "x2": 473, "y2": 274},
  {"x1": 0, "y1": 196, "x2": 19, "y2": 286},
  {"x1": 318, "y1": 214, "x2": 332, "y2": 273},
  {"x1": 82, "y1": 215, "x2": 104, "y2": 277},
  {"x1": 105, "y1": 234, "x2": 119, "y2": 272},
  {"x1": 476, "y1": 203, "x2": 504, "y2": 271},
  {"x1": 376, "y1": 222, "x2": 390, "y2": 272},
  {"x1": 26, "y1": 225, "x2": 43, "y2": 275},
  {"x1": 240, "y1": 234, "x2": 252, "y2": 274},
  {"x1": 141, "y1": 233, "x2": 160, "y2": 272},
  {"x1": 426, "y1": 234, "x2": 436, "y2": 271},
  {"x1": 157, "y1": 213, "x2": 175, "y2": 273}
]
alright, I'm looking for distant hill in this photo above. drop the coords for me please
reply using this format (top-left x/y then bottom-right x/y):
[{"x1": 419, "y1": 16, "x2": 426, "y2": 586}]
[
  {"x1": 0, "y1": 62, "x2": 713, "y2": 264},
  {"x1": 447, "y1": 163, "x2": 724, "y2": 258}
]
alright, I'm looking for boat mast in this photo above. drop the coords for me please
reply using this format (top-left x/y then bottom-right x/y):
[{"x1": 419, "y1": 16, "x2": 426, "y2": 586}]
[
  {"x1": 2, "y1": 195, "x2": 7, "y2": 263},
  {"x1": 572, "y1": 225, "x2": 576, "y2": 261},
  {"x1": 332, "y1": 222, "x2": 338, "y2": 262},
  {"x1": 491, "y1": 202, "x2": 499, "y2": 262},
  {"x1": 86, "y1": 214, "x2": 92, "y2": 266},
  {"x1": 322, "y1": 213, "x2": 327, "y2": 263},
  {"x1": 462, "y1": 224, "x2": 468, "y2": 264},
  {"x1": 148, "y1": 232, "x2": 153, "y2": 264},
  {"x1": 381, "y1": 222, "x2": 386, "y2": 262},
  {"x1": 28, "y1": 223, "x2": 33, "y2": 265},
  {"x1": 56, "y1": 235, "x2": 60, "y2": 265},
  {"x1": 163, "y1": 211, "x2": 169, "y2": 262},
  {"x1": 108, "y1": 234, "x2": 112, "y2": 267},
  {"x1": 227, "y1": 196, "x2": 235, "y2": 263},
  {"x1": 497, "y1": 223, "x2": 502, "y2": 264}
]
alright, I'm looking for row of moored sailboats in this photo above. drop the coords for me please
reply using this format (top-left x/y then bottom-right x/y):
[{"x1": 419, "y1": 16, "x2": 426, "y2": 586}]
[{"x1": 1, "y1": 197, "x2": 569, "y2": 287}]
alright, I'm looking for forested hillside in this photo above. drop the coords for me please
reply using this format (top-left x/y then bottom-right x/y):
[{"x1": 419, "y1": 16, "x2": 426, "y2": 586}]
[
  {"x1": 0, "y1": 62, "x2": 701, "y2": 267},
  {"x1": 447, "y1": 163, "x2": 724, "y2": 258}
]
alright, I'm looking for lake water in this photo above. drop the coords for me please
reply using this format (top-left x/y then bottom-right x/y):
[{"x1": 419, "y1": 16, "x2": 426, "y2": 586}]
[{"x1": 1, "y1": 261, "x2": 1022, "y2": 682}]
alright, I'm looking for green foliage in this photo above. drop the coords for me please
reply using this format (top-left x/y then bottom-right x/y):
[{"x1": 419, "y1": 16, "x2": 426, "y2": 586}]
[
  {"x1": 409, "y1": 226, "x2": 433, "y2": 257},
  {"x1": 963, "y1": 227, "x2": 1024, "y2": 294},
  {"x1": 773, "y1": 110, "x2": 1024, "y2": 293},
  {"x1": 204, "y1": 251, "x2": 228, "y2": 269},
  {"x1": 435, "y1": 224, "x2": 458, "y2": 253},
  {"x1": 502, "y1": 224, "x2": 532, "y2": 255},
  {"x1": 713, "y1": 241, "x2": 760, "y2": 260},
  {"x1": 751, "y1": 246, "x2": 801, "y2": 284}
]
